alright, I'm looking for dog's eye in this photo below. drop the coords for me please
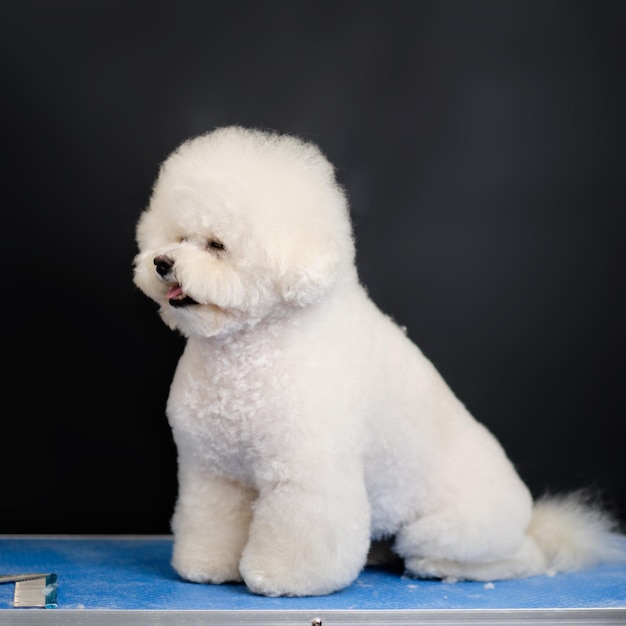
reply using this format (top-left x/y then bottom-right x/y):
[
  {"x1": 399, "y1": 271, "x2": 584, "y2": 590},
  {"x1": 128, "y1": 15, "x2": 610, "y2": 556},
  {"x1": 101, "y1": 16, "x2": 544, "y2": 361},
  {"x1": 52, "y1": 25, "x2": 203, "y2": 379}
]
[
  {"x1": 177, "y1": 236, "x2": 187, "y2": 243},
  {"x1": 209, "y1": 239, "x2": 225, "y2": 251}
]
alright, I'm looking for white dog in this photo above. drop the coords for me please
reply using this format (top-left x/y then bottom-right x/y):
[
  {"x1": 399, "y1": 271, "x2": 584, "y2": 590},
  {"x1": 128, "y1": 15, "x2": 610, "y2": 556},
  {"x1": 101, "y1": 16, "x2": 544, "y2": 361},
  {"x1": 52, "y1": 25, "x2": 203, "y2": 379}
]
[{"x1": 133, "y1": 126, "x2": 623, "y2": 596}]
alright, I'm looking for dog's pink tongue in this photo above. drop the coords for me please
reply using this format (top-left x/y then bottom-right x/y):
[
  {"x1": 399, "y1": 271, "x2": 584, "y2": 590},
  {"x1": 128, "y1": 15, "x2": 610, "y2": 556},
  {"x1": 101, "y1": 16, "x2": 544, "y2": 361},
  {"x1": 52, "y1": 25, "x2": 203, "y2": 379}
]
[{"x1": 166, "y1": 285, "x2": 183, "y2": 300}]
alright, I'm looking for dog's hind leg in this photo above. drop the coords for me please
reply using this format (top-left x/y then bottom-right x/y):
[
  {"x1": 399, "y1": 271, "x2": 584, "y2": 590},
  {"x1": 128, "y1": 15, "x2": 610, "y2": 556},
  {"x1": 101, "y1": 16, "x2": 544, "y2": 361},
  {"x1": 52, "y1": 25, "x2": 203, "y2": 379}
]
[
  {"x1": 392, "y1": 481, "x2": 546, "y2": 581},
  {"x1": 392, "y1": 455, "x2": 541, "y2": 581}
]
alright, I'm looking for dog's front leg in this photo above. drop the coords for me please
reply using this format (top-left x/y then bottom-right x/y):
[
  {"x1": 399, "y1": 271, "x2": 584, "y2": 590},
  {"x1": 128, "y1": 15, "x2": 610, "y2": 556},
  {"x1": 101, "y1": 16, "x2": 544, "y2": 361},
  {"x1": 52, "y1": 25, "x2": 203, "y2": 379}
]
[
  {"x1": 239, "y1": 466, "x2": 371, "y2": 596},
  {"x1": 170, "y1": 457, "x2": 255, "y2": 584}
]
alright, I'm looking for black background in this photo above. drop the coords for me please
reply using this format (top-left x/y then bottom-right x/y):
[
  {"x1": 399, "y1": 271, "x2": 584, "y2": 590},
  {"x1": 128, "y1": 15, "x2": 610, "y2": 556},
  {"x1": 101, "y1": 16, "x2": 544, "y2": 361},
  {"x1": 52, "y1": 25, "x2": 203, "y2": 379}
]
[{"x1": 3, "y1": 1, "x2": 625, "y2": 534}]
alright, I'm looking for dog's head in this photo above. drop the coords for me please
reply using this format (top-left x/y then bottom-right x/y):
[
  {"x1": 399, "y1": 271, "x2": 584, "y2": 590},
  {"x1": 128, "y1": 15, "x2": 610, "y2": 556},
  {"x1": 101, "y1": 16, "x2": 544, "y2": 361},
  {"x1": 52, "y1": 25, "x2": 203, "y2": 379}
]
[{"x1": 133, "y1": 126, "x2": 356, "y2": 338}]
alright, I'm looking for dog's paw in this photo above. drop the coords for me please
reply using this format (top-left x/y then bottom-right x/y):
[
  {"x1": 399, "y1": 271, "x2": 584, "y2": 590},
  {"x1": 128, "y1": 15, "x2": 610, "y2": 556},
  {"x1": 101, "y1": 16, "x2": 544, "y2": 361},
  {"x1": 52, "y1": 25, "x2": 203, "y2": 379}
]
[
  {"x1": 239, "y1": 548, "x2": 348, "y2": 597},
  {"x1": 238, "y1": 557, "x2": 296, "y2": 597},
  {"x1": 239, "y1": 521, "x2": 368, "y2": 596},
  {"x1": 172, "y1": 541, "x2": 243, "y2": 584},
  {"x1": 403, "y1": 534, "x2": 548, "y2": 582}
]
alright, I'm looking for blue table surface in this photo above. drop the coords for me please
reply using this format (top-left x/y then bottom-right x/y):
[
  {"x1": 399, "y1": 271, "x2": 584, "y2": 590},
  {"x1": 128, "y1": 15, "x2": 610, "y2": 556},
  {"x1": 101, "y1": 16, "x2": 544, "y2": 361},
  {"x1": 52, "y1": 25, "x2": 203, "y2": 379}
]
[{"x1": 1, "y1": 536, "x2": 625, "y2": 611}]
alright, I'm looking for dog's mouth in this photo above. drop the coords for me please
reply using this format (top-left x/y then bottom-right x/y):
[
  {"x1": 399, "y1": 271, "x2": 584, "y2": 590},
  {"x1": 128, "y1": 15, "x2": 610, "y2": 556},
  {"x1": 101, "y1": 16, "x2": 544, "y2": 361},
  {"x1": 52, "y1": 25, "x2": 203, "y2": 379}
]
[{"x1": 166, "y1": 284, "x2": 198, "y2": 308}]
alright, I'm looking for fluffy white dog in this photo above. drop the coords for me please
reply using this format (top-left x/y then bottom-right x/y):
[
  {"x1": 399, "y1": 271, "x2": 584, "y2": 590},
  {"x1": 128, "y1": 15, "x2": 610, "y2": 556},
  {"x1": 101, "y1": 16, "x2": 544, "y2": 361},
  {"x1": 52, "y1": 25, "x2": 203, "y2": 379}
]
[{"x1": 133, "y1": 126, "x2": 623, "y2": 596}]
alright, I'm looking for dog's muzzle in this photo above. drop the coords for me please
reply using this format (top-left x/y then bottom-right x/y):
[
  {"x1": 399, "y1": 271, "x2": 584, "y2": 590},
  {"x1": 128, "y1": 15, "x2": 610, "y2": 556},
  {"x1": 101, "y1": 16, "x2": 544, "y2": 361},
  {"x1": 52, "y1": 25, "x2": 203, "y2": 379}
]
[{"x1": 153, "y1": 255, "x2": 198, "y2": 307}]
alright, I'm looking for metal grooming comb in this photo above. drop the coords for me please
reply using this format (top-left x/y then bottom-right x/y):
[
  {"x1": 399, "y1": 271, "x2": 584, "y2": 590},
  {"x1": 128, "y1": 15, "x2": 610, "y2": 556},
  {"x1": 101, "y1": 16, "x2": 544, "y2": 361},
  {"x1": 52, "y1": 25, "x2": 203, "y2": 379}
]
[{"x1": 0, "y1": 573, "x2": 58, "y2": 608}]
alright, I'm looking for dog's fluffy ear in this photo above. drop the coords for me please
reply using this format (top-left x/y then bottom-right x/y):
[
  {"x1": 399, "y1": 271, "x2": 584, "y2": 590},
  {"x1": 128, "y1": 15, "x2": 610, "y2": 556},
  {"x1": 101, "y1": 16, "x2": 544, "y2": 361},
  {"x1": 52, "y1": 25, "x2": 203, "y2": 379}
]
[
  {"x1": 278, "y1": 247, "x2": 340, "y2": 307},
  {"x1": 266, "y1": 202, "x2": 354, "y2": 307}
]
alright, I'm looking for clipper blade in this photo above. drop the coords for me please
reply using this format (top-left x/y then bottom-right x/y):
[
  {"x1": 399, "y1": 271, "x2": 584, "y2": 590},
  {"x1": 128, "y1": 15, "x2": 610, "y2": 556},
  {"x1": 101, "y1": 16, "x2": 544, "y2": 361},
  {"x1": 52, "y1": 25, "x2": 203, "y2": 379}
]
[{"x1": 13, "y1": 574, "x2": 58, "y2": 608}]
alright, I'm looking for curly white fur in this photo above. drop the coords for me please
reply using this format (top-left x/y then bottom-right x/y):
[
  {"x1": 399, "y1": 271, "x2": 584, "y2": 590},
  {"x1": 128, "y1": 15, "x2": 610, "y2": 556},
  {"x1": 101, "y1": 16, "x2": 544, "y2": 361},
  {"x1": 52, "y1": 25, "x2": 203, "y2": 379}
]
[{"x1": 133, "y1": 126, "x2": 625, "y2": 596}]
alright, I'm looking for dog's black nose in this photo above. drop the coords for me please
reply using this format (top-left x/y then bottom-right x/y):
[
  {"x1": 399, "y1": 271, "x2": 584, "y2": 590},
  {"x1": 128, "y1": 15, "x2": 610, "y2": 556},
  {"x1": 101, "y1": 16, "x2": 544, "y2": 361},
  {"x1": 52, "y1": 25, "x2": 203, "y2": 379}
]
[{"x1": 154, "y1": 255, "x2": 174, "y2": 277}]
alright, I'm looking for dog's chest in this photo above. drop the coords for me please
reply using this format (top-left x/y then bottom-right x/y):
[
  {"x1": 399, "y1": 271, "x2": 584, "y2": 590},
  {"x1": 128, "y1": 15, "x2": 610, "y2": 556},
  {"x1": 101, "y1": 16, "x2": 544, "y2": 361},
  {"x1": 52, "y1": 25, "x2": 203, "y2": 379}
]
[{"x1": 166, "y1": 335, "x2": 291, "y2": 482}]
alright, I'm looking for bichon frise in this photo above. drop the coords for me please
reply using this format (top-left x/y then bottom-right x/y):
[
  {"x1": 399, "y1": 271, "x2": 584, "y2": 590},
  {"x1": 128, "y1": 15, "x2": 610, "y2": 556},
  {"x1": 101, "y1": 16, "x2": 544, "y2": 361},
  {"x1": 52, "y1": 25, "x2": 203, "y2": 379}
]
[{"x1": 133, "y1": 126, "x2": 624, "y2": 596}]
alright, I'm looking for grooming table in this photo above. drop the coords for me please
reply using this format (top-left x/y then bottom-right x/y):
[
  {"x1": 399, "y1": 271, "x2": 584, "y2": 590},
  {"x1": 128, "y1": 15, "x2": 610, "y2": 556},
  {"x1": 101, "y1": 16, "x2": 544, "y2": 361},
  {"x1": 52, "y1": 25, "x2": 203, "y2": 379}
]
[{"x1": 1, "y1": 536, "x2": 625, "y2": 625}]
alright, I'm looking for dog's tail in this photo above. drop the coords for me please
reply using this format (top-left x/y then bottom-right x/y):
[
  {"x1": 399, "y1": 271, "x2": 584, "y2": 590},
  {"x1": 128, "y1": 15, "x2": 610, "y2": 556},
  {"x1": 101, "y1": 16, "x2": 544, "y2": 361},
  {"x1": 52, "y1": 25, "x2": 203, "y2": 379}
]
[{"x1": 527, "y1": 491, "x2": 626, "y2": 573}]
